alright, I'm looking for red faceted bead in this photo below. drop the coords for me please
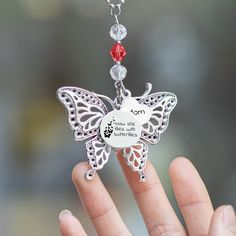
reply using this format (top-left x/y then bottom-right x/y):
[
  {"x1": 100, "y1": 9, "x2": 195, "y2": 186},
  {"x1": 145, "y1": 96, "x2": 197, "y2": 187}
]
[{"x1": 110, "y1": 43, "x2": 127, "y2": 62}]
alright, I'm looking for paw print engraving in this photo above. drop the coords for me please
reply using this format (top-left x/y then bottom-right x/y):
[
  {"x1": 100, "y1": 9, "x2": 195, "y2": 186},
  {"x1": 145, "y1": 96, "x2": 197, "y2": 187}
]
[{"x1": 103, "y1": 118, "x2": 115, "y2": 138}]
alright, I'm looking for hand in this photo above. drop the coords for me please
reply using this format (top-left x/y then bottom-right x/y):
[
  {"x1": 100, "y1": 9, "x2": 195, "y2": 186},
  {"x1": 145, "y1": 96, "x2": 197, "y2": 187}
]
[{"x1": 59, "y1": 153, "x2": 236, "y2": 236}]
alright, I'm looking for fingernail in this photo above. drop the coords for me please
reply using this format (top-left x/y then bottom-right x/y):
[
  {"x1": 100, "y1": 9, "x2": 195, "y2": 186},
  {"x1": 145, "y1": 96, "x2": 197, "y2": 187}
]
[
  {"x1": 59, "y1": 209, "x2": 72, "y2": 220},
  {"x1": 222, "y1": 205, "x2": 236, "y2": 228}
]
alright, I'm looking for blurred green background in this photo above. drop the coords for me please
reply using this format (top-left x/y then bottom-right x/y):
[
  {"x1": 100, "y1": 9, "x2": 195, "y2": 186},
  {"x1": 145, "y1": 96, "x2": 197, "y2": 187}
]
[{"x1": 0, "y1": 0, "x2": 235, "y2": 235}]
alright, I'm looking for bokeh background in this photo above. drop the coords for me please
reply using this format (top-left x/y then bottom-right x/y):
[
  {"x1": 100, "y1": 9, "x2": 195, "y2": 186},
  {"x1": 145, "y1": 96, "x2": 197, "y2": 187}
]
[{"x1": 0, "y1": 0, "x2": 235, "y2": 235}]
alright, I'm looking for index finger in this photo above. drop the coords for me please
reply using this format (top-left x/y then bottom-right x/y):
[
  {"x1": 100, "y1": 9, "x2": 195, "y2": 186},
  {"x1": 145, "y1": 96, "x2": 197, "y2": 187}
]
[
  {"x1": 118, "y1": 151, "x2": 186, "y2": 236},
  {"x1": 72, "y1": 162, "x2": 131, "y2": 236}
]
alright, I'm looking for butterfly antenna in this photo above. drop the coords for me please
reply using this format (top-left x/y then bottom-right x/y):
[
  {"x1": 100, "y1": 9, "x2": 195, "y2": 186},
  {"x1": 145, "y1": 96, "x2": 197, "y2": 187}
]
[{"x1": 134, "y1": 82, "x2": 153, "y2": 100}]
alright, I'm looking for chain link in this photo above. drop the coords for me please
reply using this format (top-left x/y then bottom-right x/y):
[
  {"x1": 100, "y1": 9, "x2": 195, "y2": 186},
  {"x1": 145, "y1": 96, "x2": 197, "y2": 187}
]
[
  {"x1": 105, "y1": 0, "x2": 125, "y2": 17},
  {"x1": 111, "y1": 5, "x2": 121, "y2": 17},
  {"x1": 105, "y1": 0, "x2": 125, "y2": 8},
  {"x1": 114, "y1": 81, "x2": 122, "y2": 108},
  {"x1": 114, "y1": 81, "x2": 131, "y2": 109}
]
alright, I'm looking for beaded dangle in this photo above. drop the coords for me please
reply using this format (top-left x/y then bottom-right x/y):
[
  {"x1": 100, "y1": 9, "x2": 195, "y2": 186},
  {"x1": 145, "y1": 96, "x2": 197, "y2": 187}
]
[{"x1": 57, "y1": 0, "x2": 177, "y2": 182}]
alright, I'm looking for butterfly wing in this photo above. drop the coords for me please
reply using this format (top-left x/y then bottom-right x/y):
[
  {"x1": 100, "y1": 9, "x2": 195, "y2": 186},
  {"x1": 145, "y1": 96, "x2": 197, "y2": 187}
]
[
  {"x1": 57, "y1": 87, "x2": 112, "y2": 179},
  {"x1": 122, "y1": 140, "x2": 148, "y2": 182},
  {"x1": 86, "y1": 136, "x2": 111, "y2": 171},
  {"x1": 57, "y1": 87, "x2": 108, "y2": 141},
  {"x1": 139, "y1": 92, "x2": 177, "y2": 144}
]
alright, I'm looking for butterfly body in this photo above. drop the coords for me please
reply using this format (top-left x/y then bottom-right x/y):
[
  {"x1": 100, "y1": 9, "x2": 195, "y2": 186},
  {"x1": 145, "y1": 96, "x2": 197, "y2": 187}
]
[{"x1": 57, "y1": 84, "x2": 177, "y2": 182}]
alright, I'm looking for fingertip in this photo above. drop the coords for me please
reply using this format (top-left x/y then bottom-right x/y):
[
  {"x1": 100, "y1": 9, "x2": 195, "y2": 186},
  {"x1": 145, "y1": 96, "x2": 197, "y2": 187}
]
[
  {"x1": 169, "y1": 156, "x2": 190, "y2": 171},
  {"x1": 59, "y1": 209, "x2": 87, "y2": 236},
  {"x1": 59, "y1": 209, "x2": 73, "y2": 221},
  {"x1": 71, "y1": 162, "x2": 90, "y2": 185},
  {"x1": 209, "y1": 205, "x2": 236, "y2": 235},
  {"x1": 169, "y1": 156, "x2": 206, "y2": 196},
  {"x1": 169, "y1": 157, "x2": 195, "y2": 179},
  {"x1": 171, "y1": 156, "x2": 190, "y2": 166},
  {"x1": 71, "y1": 162, "x2": 101, "y2": 190},
  {"x1": 210, "y1": 205, "x2": 229, "y2": 223},
  {"x1": 222, "y1": 205, "x2": 236, "y2": 228},
  {"x1": 215, "y1": 205, "x2": 229, "y2": 214},
  {"x1": 72, "y1": 162, "x2": 107, "y2": 208},
  {"x1": 59, "y1": 211, "x2": 77, "y2": 229}
]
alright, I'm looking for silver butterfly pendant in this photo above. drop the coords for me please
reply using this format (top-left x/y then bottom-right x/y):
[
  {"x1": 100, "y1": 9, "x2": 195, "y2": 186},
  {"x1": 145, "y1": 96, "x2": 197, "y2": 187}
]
[{"x1": 57, "y1": 83, "x2": 177, "y2": 182}]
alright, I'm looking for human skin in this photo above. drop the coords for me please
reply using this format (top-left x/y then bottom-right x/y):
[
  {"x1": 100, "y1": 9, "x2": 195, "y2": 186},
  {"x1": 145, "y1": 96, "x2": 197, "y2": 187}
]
[{"x1": 59, "y1": 153, "x2": 236, "y2": 236}]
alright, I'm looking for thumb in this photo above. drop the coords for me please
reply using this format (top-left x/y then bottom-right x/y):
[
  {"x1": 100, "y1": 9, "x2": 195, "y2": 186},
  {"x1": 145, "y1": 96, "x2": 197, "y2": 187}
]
[{"x1": 208, "y1": 205, "x2": 236, "y2": 236}]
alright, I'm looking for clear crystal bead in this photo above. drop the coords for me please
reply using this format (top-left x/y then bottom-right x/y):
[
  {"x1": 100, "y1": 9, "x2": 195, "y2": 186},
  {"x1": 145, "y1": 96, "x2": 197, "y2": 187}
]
[
  {"x1": 110, "y1": 24, "x2": 127, "y2": 41},
  {"x1": 110, "y1": 64, "x2": 127, "y2": 81}
]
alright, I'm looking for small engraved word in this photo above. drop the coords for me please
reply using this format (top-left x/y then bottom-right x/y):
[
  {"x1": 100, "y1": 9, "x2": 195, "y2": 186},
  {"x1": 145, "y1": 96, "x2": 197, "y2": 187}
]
[{"x1": 131, "y1": 109, "x2": 145, "y2": 115}]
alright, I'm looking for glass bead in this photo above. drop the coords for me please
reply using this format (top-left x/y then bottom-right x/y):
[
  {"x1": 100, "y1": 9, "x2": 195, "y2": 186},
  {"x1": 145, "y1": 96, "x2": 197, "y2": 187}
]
[
  {"x1": 110, "y1": 43, "x2": 127, "y2": 62},
  {"x1": 110, "y1": 24, "x2": 127, "y2": 41},
  {"x1": 110, "y1": 64, "x2": 127, "y2": 81}
]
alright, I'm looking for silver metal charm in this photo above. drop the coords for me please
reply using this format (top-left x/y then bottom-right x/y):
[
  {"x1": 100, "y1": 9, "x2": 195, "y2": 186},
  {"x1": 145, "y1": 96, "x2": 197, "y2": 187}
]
[{"x1": 57, "y1": 83, "x2": 177, "y2": 182}]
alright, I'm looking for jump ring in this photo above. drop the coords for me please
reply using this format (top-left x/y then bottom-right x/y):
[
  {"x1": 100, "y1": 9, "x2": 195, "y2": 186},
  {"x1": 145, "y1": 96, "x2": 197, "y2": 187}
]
[
  {"x1": 105, "y1": 0, "x2": 125, "y2": 8},
  {"x1": 111, "y1": 5, "x2": 121, "y2": 16}
]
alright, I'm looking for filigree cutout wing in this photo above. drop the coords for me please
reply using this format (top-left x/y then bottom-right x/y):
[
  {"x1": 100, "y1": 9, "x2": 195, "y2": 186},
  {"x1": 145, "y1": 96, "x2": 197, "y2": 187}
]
[
  {"x1": 139, "y1": 92, "x2": 177, "y2": 144},
  {"x1": 57, "y1": 87, "x2": 108, "y2": 141},
  {"x1": 122, "y1": 140, "x2": 148, "y2": 173},
  {"x1": 85, "y1": 136, "x2": 111, "y2": 180},
  {"x1": 86, "y1": 136, "x2": 112, "y2": 171}
]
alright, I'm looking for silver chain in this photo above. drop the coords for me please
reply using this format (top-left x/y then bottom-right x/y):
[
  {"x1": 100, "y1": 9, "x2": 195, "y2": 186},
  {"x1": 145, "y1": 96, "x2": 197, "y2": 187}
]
[
  {"x1": 105, "y1": 0, "x2": 125, "y2": 20},
  {"x1": 114, "y1": 81, "x2": 131, "y2": 109},
  {"x1": 105, "y1": 0, "x2": 125, "y2": 12},
  {"x1": 105, "y1": 0, "x2": 128, "y2": 108}
]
